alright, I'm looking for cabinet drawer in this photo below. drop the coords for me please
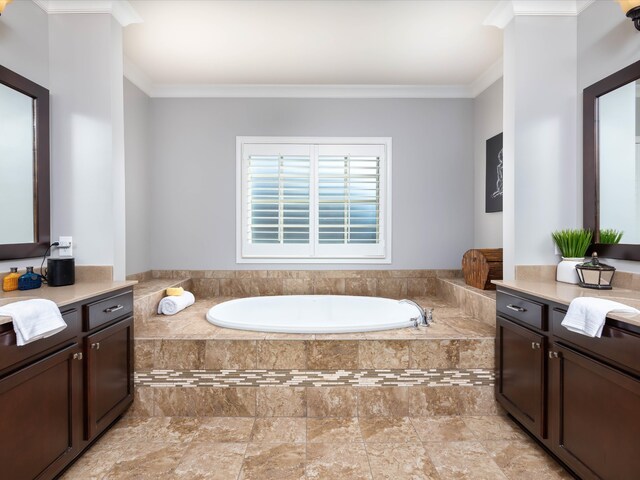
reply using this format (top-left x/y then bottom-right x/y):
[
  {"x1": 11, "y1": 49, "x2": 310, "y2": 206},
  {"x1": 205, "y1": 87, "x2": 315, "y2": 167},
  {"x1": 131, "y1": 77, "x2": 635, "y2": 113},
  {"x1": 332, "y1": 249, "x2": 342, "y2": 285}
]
[
  {"x1": 551, "y1": 309, "x2": 640, "y2": 375},
  {"x1": 85, "y1": 291, "x2": 133, "y2": 331},
  {"x1": 0, "y1": 309, "x2": 80, "y2": 374},
  {"x1": 497, "y1": 291, "x2": 545, "y2": 330}
]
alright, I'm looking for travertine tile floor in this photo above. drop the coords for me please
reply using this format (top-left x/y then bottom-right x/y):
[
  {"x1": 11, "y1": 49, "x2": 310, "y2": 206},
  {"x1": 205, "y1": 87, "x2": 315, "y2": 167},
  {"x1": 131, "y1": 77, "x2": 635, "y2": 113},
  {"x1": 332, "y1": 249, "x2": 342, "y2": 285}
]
[{"x1": 61, "y1": 414, "x2": 573, "y2": 479}]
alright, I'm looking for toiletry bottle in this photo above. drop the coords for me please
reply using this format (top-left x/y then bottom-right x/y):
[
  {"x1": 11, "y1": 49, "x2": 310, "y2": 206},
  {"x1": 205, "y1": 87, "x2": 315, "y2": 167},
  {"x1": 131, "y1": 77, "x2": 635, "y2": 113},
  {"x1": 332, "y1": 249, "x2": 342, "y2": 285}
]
[
  {"x1": 18, "y1": 267, "x2": 42, "y2": 291},
  {"x1": 2, "y1": 267, "x2": 20, "y2": 292}
]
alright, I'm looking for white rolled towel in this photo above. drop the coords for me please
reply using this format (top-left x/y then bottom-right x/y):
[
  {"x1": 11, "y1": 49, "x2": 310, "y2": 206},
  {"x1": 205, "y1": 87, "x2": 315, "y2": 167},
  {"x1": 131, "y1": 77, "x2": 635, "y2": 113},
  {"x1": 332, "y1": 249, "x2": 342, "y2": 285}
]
[{"x1": 157, "y1": 291, "x2": 195, "y2": 315}]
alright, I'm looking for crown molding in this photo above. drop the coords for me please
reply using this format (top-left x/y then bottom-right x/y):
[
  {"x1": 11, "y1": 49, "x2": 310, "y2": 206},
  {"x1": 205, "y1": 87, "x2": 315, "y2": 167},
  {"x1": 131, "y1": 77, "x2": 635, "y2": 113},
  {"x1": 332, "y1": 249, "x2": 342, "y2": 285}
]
[
  {"x1": 484, "y1": 0, "x2": 596, "y2": 29},
  {"x1": 123, "y1": 68, "x2": 508, "y2": 100},
  {"x1": 123, "y1": 56, "x2": 153, "y2": 96},
  {"x1": 483, "y1": 1, "x2": 514, "y2": 29},
  {"x1": 32, "y1": 0, "x2": 142, "y2": 27},
  {"x1": 469, "y1": 57, "x2": 504, "y2": 97},
  {"x1": 143, "y1": 84, "x2": 475, "y2": 99}
]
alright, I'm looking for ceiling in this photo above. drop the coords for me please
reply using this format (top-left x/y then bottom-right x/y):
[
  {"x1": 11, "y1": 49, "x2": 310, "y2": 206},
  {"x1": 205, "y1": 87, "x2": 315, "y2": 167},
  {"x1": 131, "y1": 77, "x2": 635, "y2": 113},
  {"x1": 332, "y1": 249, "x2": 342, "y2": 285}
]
[{"x1": 124, "y1": 0, "x2": 503, "y2": 88}]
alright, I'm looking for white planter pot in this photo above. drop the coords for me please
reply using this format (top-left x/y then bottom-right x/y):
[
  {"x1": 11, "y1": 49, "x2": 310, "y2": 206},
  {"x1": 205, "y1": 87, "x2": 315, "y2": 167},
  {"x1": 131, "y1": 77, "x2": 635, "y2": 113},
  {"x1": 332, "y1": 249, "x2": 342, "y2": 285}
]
[{"x1": 556, "y1": 257, "x2": 584, "y2": 284}]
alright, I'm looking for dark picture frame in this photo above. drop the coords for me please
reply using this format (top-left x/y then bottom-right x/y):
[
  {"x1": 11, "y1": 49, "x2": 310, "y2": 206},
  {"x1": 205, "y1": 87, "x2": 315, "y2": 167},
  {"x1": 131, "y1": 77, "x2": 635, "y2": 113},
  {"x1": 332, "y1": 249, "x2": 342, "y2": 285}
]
[{"x1": 485, "y1": 132, "x2": 503, "y2": 213}]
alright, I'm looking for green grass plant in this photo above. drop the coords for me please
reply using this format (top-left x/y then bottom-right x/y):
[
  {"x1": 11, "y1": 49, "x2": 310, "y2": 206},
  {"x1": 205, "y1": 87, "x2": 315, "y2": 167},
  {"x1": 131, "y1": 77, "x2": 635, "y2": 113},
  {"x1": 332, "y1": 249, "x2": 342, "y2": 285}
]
[
  {"x1": 551, "y1": 228, "x2": 593, "y2": 258},
  {"x1": 599, "y1": 228, "x2": 623, "y2": 244}
]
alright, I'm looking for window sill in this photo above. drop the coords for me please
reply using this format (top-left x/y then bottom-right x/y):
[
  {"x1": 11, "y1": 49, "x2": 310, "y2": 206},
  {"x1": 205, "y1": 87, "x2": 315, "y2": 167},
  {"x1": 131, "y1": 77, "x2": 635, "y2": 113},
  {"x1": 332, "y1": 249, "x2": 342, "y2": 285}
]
[{"x1": 236, "y1": 256, "x2": 392, "y2": 264}]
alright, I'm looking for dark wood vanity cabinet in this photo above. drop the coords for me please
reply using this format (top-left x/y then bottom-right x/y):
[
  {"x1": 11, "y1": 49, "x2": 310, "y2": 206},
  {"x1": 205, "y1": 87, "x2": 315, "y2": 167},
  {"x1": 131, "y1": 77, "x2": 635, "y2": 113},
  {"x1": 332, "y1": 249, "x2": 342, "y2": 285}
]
[
  {"x1": 496, "y1": 288, "x2": 640, "y2": 480},
  {"x1": 85, "y1": 316, "x2": 133, "y2": 439},
  {"x1": 0, "y1": 287, "x2": 133, "y2": 480},
  {"x1": 496, "y1": 316, "x2": 546, "y2": 437},
  {"x1": 548, "y1": 343, "x2": 640, "y2": 480},
  {"x1": 0, "y1": 343, "x2": 83, "y2": 480}
]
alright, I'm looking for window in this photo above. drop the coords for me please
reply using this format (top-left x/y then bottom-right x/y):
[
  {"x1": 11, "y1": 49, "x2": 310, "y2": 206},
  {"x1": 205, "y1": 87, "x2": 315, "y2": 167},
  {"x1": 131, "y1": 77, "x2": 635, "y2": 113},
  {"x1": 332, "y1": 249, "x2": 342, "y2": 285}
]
[{"x1": 237, "y1": 137, "x2": 391, "y2": 263}]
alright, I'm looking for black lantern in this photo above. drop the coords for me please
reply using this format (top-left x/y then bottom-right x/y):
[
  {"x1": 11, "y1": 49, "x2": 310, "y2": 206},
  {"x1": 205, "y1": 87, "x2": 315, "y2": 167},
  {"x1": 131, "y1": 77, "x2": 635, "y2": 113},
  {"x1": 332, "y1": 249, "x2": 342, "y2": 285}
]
[{"x1": 576, "y1": 252, "x2": 616, "y2": 290}]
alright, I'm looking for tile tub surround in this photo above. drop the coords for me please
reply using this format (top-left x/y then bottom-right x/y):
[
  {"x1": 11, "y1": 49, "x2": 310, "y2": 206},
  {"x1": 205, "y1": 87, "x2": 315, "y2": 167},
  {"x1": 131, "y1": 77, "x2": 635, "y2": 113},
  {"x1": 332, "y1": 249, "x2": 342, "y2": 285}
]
[
  {"x1": 126, "y1": 270, "x2": 153, "y2": 283},
  {"x1": 133, "y1": 277, "x2": 193, "y2": 328},
  {"x1": 148, "y1": 269, "x2": 462, "y2": 299},
  {"x1": 132, "y1": 294, "x2": 497, "y2": 418},
  {"x1": 59, "y1": 415, "x2": 573, "y2": 479},
  {"x1": 436, "y1": 277, "x2": 496, "y2": 326}
]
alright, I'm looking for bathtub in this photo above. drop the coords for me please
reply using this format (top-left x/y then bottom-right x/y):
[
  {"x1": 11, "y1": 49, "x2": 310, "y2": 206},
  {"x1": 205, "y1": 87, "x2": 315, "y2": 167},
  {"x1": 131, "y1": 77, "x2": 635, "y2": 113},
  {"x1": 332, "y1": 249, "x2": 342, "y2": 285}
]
[{"x1": 205, "y1": 295, "x2": 423, "y2": 333}]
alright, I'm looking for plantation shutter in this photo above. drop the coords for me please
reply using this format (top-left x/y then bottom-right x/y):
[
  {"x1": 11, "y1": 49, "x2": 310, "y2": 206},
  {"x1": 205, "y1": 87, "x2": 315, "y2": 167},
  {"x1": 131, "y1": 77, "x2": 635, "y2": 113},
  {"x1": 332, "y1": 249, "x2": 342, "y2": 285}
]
[
  {"x1": 241, "y1": 144, "x2": 312, "y2": 257},
  {"x1": 318, "y1": 154, "x2": 380, "y2": 244},
  {"x1": 316, "y1": 144, "x2": 386, "y2": 258},
  {"x1": 239, "y1": 140, "x2": 389, "y2": 261}
]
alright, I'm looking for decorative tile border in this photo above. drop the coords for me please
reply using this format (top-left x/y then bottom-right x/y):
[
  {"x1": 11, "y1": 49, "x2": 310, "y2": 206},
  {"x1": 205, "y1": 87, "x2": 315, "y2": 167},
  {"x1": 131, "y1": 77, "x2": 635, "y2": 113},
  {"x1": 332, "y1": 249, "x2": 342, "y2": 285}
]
[{"x1": 135, "y1": 368, "x2": 495, "y2": 388}]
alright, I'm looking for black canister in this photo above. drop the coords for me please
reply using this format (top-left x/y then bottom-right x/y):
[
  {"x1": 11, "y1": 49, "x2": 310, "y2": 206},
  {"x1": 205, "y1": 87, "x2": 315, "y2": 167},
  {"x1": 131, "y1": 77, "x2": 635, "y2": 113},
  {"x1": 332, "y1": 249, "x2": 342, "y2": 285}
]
[{"x1": 47, "y1": 257, "x2": 75, "y2": 287}]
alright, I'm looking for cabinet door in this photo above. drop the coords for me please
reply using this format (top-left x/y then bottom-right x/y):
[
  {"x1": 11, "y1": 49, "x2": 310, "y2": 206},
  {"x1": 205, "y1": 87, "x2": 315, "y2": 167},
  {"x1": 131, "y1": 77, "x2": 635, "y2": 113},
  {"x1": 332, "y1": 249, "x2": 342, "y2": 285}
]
[
  {"x1": 85, "y1": 317, "x2": 133, "y2": 440},
  {"x1": 548, "y1": 343, "x2": 640, "y2": 480},
  {"x1": 0, "y1": 343, "x2": 83, "y2": 480},
  {"x1": 496, "y1": 316, "x2": 546, "y2": 437}
]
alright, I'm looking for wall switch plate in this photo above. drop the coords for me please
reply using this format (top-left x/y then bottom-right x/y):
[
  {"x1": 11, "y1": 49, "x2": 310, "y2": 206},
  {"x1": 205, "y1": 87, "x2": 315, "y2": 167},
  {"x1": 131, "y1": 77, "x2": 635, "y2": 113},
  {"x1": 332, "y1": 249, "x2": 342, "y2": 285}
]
[{"x1": 59, "y1": 236, "x2": 73, "y2": 257}]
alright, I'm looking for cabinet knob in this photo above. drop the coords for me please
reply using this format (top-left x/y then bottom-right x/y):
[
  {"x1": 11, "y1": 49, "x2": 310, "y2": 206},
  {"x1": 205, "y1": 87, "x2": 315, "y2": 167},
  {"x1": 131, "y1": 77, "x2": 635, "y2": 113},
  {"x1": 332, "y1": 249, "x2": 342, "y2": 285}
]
[
  {"x1": 72, "y1": 352, "x2": 83, "y2": 360},
  {"x1": 531, "y1": 342, "x2": 541, "y2": 349},
  {"x1": 548, "y1": 351, "x2": 560, "y2": 359},
  {"x1": 91, "y1": 342, "x2": 100, "y2": 350}
]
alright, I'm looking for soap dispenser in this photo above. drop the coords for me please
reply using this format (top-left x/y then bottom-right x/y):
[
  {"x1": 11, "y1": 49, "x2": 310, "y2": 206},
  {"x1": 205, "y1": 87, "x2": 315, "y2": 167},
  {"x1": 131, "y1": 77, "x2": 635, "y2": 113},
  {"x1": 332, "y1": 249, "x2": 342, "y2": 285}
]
[
  {"x1": 18, "y1": 267, "x2": 42, "y2": 291},
  {"x1": 2, "y1": 267, "x2": 20, "y2": 292}
]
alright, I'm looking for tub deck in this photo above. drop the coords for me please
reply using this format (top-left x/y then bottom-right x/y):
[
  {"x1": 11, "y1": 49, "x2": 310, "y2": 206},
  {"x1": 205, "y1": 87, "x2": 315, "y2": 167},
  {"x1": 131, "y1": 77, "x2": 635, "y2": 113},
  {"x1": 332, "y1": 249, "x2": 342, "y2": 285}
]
[{"x1": 135, "y1": 295, "x2": 494, "y2": 340}]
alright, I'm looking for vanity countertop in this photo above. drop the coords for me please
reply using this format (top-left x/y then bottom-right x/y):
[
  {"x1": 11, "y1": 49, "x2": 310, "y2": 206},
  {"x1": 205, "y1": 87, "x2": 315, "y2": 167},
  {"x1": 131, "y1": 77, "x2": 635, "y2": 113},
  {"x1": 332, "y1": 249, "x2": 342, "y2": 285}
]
[
  {"x1": 494, "y1": 279, "x2": 640, "y2": 329},
  {"x1": 0, "y1": 280, "x2": 137, "y2": 326}
]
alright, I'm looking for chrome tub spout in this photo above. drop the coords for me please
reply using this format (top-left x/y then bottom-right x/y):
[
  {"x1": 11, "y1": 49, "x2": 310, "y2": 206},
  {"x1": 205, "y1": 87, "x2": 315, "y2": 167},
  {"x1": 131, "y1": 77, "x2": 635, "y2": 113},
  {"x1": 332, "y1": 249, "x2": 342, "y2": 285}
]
[{"x1": 399, "y1": 299, "x2": 433, "y2": 327}]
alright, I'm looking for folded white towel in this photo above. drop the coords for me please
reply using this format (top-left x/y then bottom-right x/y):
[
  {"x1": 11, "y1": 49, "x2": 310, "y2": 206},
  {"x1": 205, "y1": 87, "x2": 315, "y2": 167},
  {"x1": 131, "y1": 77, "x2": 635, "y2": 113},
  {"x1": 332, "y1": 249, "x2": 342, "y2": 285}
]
[
  {"x1": 157, "y1": 291, "x2": 195, "y2": 315},
  {"x1": 0, "y1": 299, "x2": 67, "y2": 346},
  {"x1": 561, "y1": 297, "x2": 640, "y2": 338}
]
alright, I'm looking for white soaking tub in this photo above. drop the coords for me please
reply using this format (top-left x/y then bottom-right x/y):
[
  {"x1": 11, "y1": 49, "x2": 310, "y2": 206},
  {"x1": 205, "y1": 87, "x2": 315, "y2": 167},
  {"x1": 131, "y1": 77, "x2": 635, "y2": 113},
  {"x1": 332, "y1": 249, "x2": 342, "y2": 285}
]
[{"x1": 205, "y1": 295, "x2": 423, "y2": 334}]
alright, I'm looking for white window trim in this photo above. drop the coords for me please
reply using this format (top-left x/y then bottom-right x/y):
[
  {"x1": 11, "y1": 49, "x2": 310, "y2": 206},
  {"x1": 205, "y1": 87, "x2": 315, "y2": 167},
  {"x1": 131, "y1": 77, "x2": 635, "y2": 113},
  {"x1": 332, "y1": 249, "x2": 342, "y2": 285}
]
[{"x1": 236, "y1": 136, "x2": 392, "y2": 264}]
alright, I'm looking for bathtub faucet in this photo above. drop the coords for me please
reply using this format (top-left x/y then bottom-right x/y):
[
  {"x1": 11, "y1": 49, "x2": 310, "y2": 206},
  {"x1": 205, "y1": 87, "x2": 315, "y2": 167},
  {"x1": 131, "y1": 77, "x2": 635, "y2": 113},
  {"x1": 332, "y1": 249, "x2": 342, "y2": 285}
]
[{"x1": 399, "y1": 300, "x2": 433, "y2": 327}]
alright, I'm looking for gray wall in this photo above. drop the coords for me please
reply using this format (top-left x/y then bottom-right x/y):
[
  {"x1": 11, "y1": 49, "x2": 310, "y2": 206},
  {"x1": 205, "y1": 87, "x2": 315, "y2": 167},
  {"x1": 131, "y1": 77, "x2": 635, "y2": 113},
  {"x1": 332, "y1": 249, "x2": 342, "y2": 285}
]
[
  {"x1": 578, "y1": 1, "x2": 640, "y2": 273},
  {"x1": 148, "y1": 98, "x2": 474, "y2": 270},
  {"x1": 473, "y1": 78, "x2": 503, "y2": 249},
  {"x1": 0, "y1": 0, "x2": 49, "y2": 272},
  {"x1": 49, "y1": 14, "x2": 127, "y2": 279},
  {"x1": 0, "y1": 0, "x2": 49, "y2": 89},
  {"x1": 124, "y1": 79, "x2": 152, "y2": 275},
  {"x1": 637, "y1": 97, "x2": 639, "y2": 137},
  {"x1": 502, "y1": 16, "x2": 579, "y2": 278},
  {"x1": 0, "y1": 3, "x2": 127, "y2": 278}
]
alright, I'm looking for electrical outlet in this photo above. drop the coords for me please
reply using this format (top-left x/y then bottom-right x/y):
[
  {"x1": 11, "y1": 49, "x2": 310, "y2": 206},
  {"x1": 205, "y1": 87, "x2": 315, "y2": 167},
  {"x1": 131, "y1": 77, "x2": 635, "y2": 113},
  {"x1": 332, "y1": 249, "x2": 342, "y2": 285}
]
[{"x1": 59, "y1": 236, "x2": 73, "y2": 257}]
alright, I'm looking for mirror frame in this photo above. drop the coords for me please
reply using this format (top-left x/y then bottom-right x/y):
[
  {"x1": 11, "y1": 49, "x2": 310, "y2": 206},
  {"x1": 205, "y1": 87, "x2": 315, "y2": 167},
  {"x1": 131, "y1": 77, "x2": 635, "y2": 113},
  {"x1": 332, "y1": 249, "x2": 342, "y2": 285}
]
[
  {"x1": 583, "y1": 58, "x2": 640, "y2": 261},
  {"x1": 0, "y1": 65, "x2": 50, "y2": 260}
]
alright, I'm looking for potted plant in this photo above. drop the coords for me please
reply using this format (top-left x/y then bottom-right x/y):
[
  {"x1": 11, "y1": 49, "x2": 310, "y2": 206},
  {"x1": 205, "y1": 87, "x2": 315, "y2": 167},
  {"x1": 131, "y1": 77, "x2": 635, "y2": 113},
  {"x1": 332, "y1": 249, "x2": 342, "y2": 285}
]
[
  {"x1": 599, "y1": 228, "x2": 623, "y2": 244},
  {"x1": 551, "y1": 229, "x2": 593, "y2": 284}
]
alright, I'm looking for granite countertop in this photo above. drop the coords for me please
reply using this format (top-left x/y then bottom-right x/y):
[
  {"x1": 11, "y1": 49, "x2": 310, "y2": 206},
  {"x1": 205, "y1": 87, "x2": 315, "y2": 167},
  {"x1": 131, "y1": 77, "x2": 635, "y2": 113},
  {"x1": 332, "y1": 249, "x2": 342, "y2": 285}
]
[
  {"x1": 0, "y1": 280, "x2": 137, "y2": 326},
  {"x1": 494, "y1": 279, "x2": 640, "y2": 328}
]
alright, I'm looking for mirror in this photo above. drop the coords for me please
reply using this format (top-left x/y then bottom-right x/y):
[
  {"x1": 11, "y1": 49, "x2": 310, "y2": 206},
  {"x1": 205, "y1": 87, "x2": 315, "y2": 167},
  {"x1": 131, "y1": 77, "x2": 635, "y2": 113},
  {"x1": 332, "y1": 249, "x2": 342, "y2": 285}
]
[
  {"x1": 598, "y1": 79, "x2": 640, "y2": 244},
  {"x1": 0, "y1": 65, "x2": 50, "y2": 260},
  {"x1": 584, "y1": 59, "x2": 640, "y2": 261},
  {"x1": 0, "y1": 82, "x2": 35, "y2": 244}
]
